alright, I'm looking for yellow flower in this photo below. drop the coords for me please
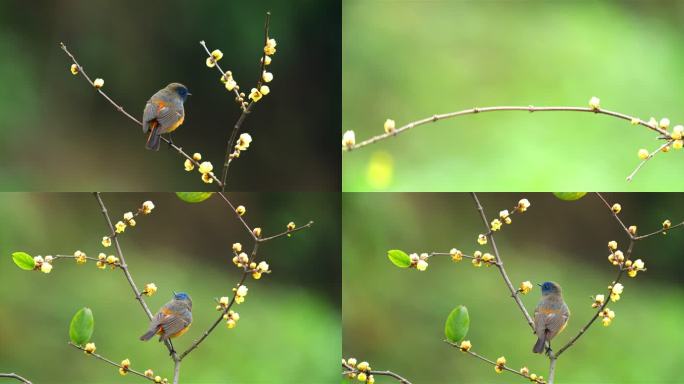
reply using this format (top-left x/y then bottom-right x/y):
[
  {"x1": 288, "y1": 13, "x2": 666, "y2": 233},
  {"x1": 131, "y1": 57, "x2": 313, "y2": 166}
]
[
  {"x1": 206, "y1": 57, "x2": 216, "y2": 68},
  {"x1": 154, "y1": 376, "x2": 162, "y2": 383},
  {"x1": 347, "y1": 358, "x2": 358, "y2": 367},
  {"x1": 607, "y1": 241, "x2": 617, "y2": 251},
  {"x1": 115, "y1": 221, "x2": 126, "y2": 233},
  {"x1": 106, "y1": 255, "x2": 118, "y2": 265},
  {"x1": 416, "y1": 259, "x2": 428, "y2": 271},
  {"x1": 257, "y1": 261, "x2": 270, "y2": 272},
  {"x1": 517, "y1": 198, "x2": 531, "y2": 212},
  {"x1": 459, "y1": 340, "x2": 472, "y2": 352},
  {"x1": 673, "y1": 140, "x2": 683, "y2": 150},
  {"x1": 367, "y1": 375, "x2": 375, "y2": 384},
  {"x1": 519, "y1": 281, "x2": 533, "y2": 294},
  {"x1": 357, "y1": 361, "x2": 370, "y2": 372},
  {"x1": 262, "y1": 71, "x2": 274, "y2": 83},
  {"x1": 628, "y1": 225, "x2": 637, "y2": 235},
  {"x1": 630, "y1": 117, "x2": 639, "y2": 125},
  {"x1": 184, "y1": 159, "x2": 194, "y2": 172},
  {"x1": 287, "y1": 221, "x2": 296, "y2": 231},
  {"x1": 232, "y1": 243, "x2": 242, "y2": 253},
  {"x1": 236, "y1": 133, "x2": 252, "y2": 151},
  {"x1": 102, "y1": 236, "x2": 112, "y2": 247},
  {"x1": 236, "y1": 205, "x2": 246, "y2": 216},
  {"x1": 495, "y1": 356, "x2": 506, "y2": 373},
  {"x1": 357, "y1": 373, "x2": 367, "y2": 382},
  {"x1": 588, "y1": 96, "x2": 600, "y2": 110},
  {"x1": 211, "y1": 49, "x2": 223, "y2": 61},
  {"x1": 198, "y1": 161, "x2": 214, "y2": 174},
  {"x1": 70, "y1": 64, "x2": 79, "y2": 75},
  {"x1": 638, "y1": 149, "x2": 649, "y2": 160},
  {"x1": 74, "y1": 250, "x2": 87, "y2": 264},
  {"x1": 672, "y1": 125, "x2": 684, "y2": 140},
  {"x1": 192, "y1": 153, "x2": 202, "y2": 161},
  {"x1": 611, "y1": 203, "x2": 621, "y2": 214},
  {"x1": 472, "y1": 258, "x2": 482, "y2": 267},
  {"x1": 384, "y1": 119, "x2": 396, "y2": 134},
  {"x1": 93, "y1": 78, "x2": 104, "y2": 88},
  {"x1": 248, "y1": 88, "x2": 263, "y2": 102},
  {"x1": 236, "y1": 285, "x2": 248, "y2": 297},
  {"x1": 264, "y1": 38, "x2": 277, "y2": 55},
  {"x1": 144, "y1": 369, "x2": 154, "y2": 378},
  {"x1": 121, "y1": 358, "x2": 130, "y2": 369},
  {"x1": 520, "y1": 367, "x2": 530, "y2": 376},
  {"x1": 663, "y1": 219, "x2": 672, "y2": 229},
  {"x1": 592, "y1": 294, "x2": 605, "y2": 308},
  {"x1": 84, "y1": 342, "x2": 96, "y2": 354},
  {"x1": 490, "y1": 219, "x2": 502, "y2": 231},
  {"x1": 226, "y1": 318, "x2": 237, "y2": 329},
  {"x1": 482, "y1": 253, "x2": 495, "y2": 266},
  {"x1": 40, "y1": 262, "x2": 53, "y2": 273},
  {"x1": 260, "y1": 85, "x2": 270, "y2": 96},
  {"x1": 342, "y1": 130, "x2": 356, "y2": 149},
  {"x1": 143, "y1": 283, "x2": 157, "y2": 296},
  {"x1": 225, "y1": 79, "x2": 237, "y2": 91},
  {"x1": 201, "y1": 173, "x2": 214, "y2": 183},
  {"x1": 142, "y1": 201, "x2": 155, "y2": 214},
  {"x1": 659, "y1": 118, "x2": 670, "y2": 129},
  {"x1": 477, "y1": 234, "x2": 487, "y2": 245},
  {"x1": 262, "y1": 55, "x2": 272, "y2": 65},
  {"x1": 252, "y1": 227, "x2": 262, "y2": 237},
  {"x1": 450, "y1": 248, "x2": 463, "y2": 262}
]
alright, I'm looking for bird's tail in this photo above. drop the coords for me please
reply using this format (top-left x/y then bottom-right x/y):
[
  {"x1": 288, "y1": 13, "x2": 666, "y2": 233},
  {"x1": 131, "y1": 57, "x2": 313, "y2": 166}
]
[
  {"x1": 532, "y1": 335, "x2": 546, "y2": 354},
  {"x1": 139, "y1": 327, "x2": 158, "y2": 341},
  {"x1": 145, "y1": 125, "x2": 161, "y2": 151}
]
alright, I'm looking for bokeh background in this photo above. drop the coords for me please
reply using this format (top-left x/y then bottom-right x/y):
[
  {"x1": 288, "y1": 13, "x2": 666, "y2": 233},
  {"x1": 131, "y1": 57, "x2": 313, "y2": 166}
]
[
  {"x1": 0, "y1": 192, "x2": 340, "y2": 383},
  {"x1": 342, "y1": 1, "x2": 684, "y2": 191},
  {"x1": 343, "y1": 193, "x2": 684, "y2": 383},
  {"x1": 0, "y1": 0, "x2": 340, "y2": 191}
]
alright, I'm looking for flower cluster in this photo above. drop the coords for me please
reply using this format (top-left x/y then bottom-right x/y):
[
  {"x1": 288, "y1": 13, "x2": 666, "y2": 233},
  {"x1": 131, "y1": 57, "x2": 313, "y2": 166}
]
[
  {"x1": 143, "y1": 369, "x2": 168, "y2": 383},
  {"x1": 183, "y1": 152, "x2": 202, "y2": 172},
  {"x1": 624, "y1": 258, "x2": 645, "y2": 278},
  {"x1": 118, "y1": 358, "x2": 130, "y2": 376},
  {"x1": 223, "y1": 310, "x2": 240, "y2": 329},
  {"x1": 32, "y1": 255, "x2": 53, "y2": 274},
  {"x1": 96, "y1": 253, "x2": 120, "y2": 270},
  {"x1": 197, "y1": 159, "x2": 216, "y2": 184},
  {"x1": 477, "y1": 199, "x2": 530, "y2": 243},
  {"x1": 343, "y1": 358, "x2": 375, "y2": 384},
  {"x1": 409, "y1": 252, "x2": 430, "y2": 271},
  {"x1": 608, "y1": 282, "x2": 623, "y2": 302},
  {"x1": 115, "y1": 210, "x2": 139, "y2": 234},
  {"x1": 471, "y1": 251, "x2": 495, "y2": 267},
  {"x1": 450, "y1": 248, "x2": 463, "y2": 262},
  {"x1": 591, "y1": 294, "x2": 605, "y2": 308},
  {"x1": 598, "y1": 307, "x2": 616, "y2": 326},
  {"x1": 74, "y1": 250, "x2": 87, "y2": 264}
]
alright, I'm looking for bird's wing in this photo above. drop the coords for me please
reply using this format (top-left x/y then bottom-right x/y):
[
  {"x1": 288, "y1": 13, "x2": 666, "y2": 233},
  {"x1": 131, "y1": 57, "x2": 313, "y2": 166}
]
[
  {"x1": 142, "y1": 102, "x2": 157, "y2": 133},
  {"x1": 155, "y1": 104, "x2": 182, "y2": 132},
  {"x1": 159, "y1": 312, "x2": 189, "y2": 338},
  {"x1": 544, "y1": 312, "x2": 567, "y2": 339}
]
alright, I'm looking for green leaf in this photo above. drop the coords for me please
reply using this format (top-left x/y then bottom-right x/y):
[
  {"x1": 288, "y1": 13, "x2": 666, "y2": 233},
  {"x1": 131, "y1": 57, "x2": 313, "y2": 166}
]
[
  {"x1": 553, "y1": 192, "x2": 587, "y2": 201},
  {"x1": 12, "y1": 252, "x2": 35, "y2": 270},
  {"x1": 69, "y1": 307, "x2": 94, "y2": 346},
  {"x1": 387, "y1": 249, "x2": 411, "y2": 268},
  {"x1": 445, "y1": 305, "x2": 470, "y2": 343},
  {"x1": 176, "y1": 192, "x2": 214, "y2": 203}
]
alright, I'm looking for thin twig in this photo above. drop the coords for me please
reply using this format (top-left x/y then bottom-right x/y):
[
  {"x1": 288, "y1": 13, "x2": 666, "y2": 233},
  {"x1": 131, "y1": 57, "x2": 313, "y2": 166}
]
[
  {"x1": 341, "y1": 361, "x2": 412, "y2": 384},
  {"x1": 470, "y1": 193, "x2": 535, "y2": 330},
  {"x1": 626, "y1": 141, "x2": 673, "y2": 181},
  {"x1": 59, "y1": 42, "x2": 224, "y2": 188},
  {"x1": 444, "y1": 341, "x2": 545, "y2": 383},
  {"x1": 0, "y1": 373, "x2": 32, "y2": 384},
  {"x1": 344, "y1": 105, "x2": 675, "y2": 181},
  {"x1": 68, "y1": 342, "x2": 156, "y2": 382}
]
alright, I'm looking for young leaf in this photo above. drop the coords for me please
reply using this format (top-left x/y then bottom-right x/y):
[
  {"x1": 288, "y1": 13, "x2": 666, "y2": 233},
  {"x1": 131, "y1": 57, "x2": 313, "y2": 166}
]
[
  {"x1": 176, "y1": 192, "x2": 214, "y2": 203},
  {"x1": 445, "y1": 305, "x2": 469, "y2": 343},
  {"x1": 387, "y1": 249, "x2": 411, "y2": 268},
  {"x1": 12, "y1": 252, "x2": 35, "y2": 270},
  {"x1": 69, "y1": 307, "x2": 94, "y2": 346},
  {"x1": 553, "y1": 192, "x2": 587, "y2": 201}
]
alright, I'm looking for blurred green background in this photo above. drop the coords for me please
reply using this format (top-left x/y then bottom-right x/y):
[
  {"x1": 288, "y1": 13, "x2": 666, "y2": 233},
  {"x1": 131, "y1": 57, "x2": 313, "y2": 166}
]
[
  {"x1": 0, "y1": 192, "x2": 340, "y2": 383},
  {"x1": 343, "y1": 193, "x2": 684, "y2": 382},
  {"x1": 0, "y1": 0, "x2": 340, "y2": 191},
  {"x1": 342, "y1": 1, "x2": 684, "y2": 191}
]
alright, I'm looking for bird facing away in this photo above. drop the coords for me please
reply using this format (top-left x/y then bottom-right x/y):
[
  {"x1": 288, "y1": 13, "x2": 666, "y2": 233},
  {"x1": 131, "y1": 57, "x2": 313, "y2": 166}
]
[
  {"x1": 140, "y1": 292, "x2": 192, "y2": 342},
  {"x1": 142, "y1": 83, "x2": 190, "y2": 151},
  {"x1": 533, "y1": 281, "x2": 570, "y2": 354}
]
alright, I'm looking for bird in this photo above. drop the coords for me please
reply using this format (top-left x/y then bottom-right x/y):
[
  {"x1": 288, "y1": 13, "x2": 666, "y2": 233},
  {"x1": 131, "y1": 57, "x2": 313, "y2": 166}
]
[
  {"x1": 533, "y1": 281, "x2": 570, "y2": 354},
  {"x1": 142, "y1": 83, "x2": 190, "y2": 151},
  {"x1": 140, "y1": 292, "x2": 192, "y2": 343}
]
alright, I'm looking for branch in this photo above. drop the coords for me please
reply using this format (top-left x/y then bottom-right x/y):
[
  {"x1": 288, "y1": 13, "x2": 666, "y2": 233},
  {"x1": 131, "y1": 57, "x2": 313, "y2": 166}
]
[
  {"x1": 93, "y1": 193, "x2": 178, "y2": 362},
  {"x1": 341, "y1": 360, "x2": 412, "y2": 384},
  {"x1": 178, "y1": 242, "x2": 259, "y2": 360},
  {"x1": 68, "y1": 342, "x2": 156, "y2": 382},
  {"x1": 444, "y1": 341, "x2": 545, "y2": 383},
  {"x1": 343, "y1": 104, "x2": 677, "y2": 181},
  {"x1": 470, "y1": 192, "x2": 535, "y2": 331},
  {"x1": 0, "y1": 373, "x2": 32, "y2": 384},
  {"x1": 59, "y1": 43, "x2": 224, "y2": 188}
]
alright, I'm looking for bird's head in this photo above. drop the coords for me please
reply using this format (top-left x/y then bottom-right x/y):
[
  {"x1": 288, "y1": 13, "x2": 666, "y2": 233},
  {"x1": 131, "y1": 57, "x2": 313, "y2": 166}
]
[
  {"x1": 539, "y1": 281, "x2": 562, "y2": 295},
  {"x1": 166, "y1": 82, "x2": 191, "y2": 101},
  {"x1": 173, "y1": 291, "x2": 192, "y2": 306}
]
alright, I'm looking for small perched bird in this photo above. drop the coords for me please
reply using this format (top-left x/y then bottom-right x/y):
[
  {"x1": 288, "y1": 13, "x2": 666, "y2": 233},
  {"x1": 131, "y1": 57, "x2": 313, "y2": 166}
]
[
  {"x1": 142, "y1": 83, "x2": 190, "y2": 151},
  {"x1": 533, "y1": 281, "x2": 570, "y2": 354},
  {"x1": 140, "y1": 292, "x2": 192, "y2": 343}
]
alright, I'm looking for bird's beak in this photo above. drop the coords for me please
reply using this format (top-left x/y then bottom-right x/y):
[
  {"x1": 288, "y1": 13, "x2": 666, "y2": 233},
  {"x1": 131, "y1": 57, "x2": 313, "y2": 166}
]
[
  {"x1": 187, "y1": 92, "x2": 192, "y2": 96},
  {"x1": 173, "y1": 290, "x2": 177, "y2": 295},
  {"x1": 537, "y1": 283, "x2": 542, "y2": 287}
]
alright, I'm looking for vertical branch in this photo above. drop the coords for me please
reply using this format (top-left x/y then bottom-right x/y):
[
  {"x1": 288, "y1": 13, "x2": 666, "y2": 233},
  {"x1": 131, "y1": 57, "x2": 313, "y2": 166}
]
[
  {"x1": 220, "y1": 12, "x2": 271, "y2": 190},
  {"x1": 470, "y1": 192, "x2": 535, "y2": 330}
]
